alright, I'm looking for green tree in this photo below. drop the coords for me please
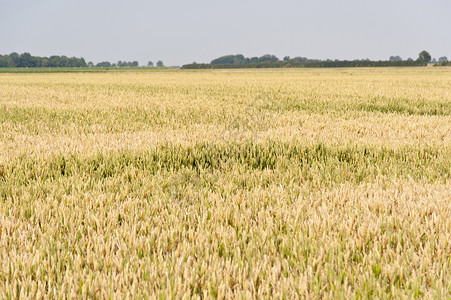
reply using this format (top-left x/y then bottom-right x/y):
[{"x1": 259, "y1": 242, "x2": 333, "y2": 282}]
[
  {"x1": 147, "y1": 61, "x2": 154, "y2": 67},
  {"x1": 41, "y1": 57, "x2": 49, "y2": 67},
  {"x1": 389, "y1": 56, "x2": 402, "y2": 62},
  {"x1": 249, "y1": 57, "x2": 259, "y2": 63},
  {"x1": 157, "y1": 60, "x2": 164, "y2": 67},
  {"x1": 0, "y1": 55, "x2": 13, "y2": 67},
  {"x1": 258, "y1": 54, "x2": 279, "y2": 63},
  {"x1": 291, "y1": 56, "x2": 308, "y2": 63},
  {"x1": 417, "y1": 50, "x2": 431, "y2": 63},
  {"x1": 211, "y1": 55, "x2": 246, "y2": 64},
  {"x1": 96, "y1": 61, "x2": 111, "y2": 67},
  {"x1": 9, "y1": 52, "x2": 20, "y2": 66}
]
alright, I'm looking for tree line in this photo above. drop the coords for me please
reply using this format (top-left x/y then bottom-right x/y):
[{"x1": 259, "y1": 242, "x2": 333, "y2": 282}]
[
  {"x1": 93, "y1": 61, "x2": 139, "y2": 68},
  {"x1": 1, "y1": 51, "x2": 448, "y2": 69},
  {"x1": 0, "y1": 52, "x2": 166, "y2": 68},
  {"x1": 182, "y1": 51, "x2": 449, "y2": 69},
  {"x1": 91, "y1": 60, "x2": 164, "y2": 67},
  {"x1": 0, "y1": 53, "x2": 87, "y2": 68}
]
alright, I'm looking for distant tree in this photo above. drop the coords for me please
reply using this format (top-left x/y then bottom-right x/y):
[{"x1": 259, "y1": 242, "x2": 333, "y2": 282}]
[
  {"x1": 0, "y1": 55, "x2": 13, "y2": 67},
  {"x1": 147, "y1": 61, "x2": 154, "y2": 67},
  {"x1": 131, "y1": 61, "x2": 139, "y2": 67},
  {"x1": 283, "y1": 56, "x2": 290, "y2": 61},
  {"x1": 40, "y1": 57, "x2": 49, "y2": 67},
  {"x1": 49, "y1": 56, "x2": 58, "y2": 67},
  {"x1": 96, "y1": 61, "x2": 111, "y2": 67},
  {"x1": 157, "y1": 60, "x2": 164, "y2": 67},
  {"x1": 87, "y1": 61, "x2": 94, "y2": 67},
  {"x1": 211, "y1": 54, "x2": 246, "y2": 64},
  {"x1": 79, "y1": 57, "x2": 87, "y2": 67},
  {"x1": 291, "y1": 56, "x2": 308, "y2": 63},
  {"x1": 18, "y1": 52, "x2": 34, "y2": 67},
  {"x1": 249, "y1": 57, "x2": 259, "y2": 63},
  {"x1": 258, "y1": 54, "x2": 279, "y2": 63},
  {"x1": 9, "y1": 52, "x2": 20, "y2": 66},
  {"x1": 417, "y1": 50, "x2": 431, "y2": 63},
  {"x1": 389, "y1": 56, "x2": 402, "y2": 62},
  {"x1": 438, "y1": 56, "x2": 448, "y2": 62},
  {"x1": 407, "y1": 58, "x2": 413, "y2": 61},
  {"x1": 60, "y1": 56, "x2": 69, "y2": 67}
]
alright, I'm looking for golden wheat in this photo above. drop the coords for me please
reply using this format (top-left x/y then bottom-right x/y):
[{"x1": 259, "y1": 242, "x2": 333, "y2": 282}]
[{"x1": 0, "y1": 68, "x2": 450, "y2": 298}]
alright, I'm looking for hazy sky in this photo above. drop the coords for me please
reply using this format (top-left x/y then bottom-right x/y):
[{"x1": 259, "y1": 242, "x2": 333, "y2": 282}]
[{"x1": 1, "y1": 0, "x2": 450, "y2": 66}]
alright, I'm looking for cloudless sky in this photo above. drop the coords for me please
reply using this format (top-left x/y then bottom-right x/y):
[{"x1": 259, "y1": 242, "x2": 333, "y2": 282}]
[{"x1": 1, "y1": 0, "x2": 450, "y2": 66}]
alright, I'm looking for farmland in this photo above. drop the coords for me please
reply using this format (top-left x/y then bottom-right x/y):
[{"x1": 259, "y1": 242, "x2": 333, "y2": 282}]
[{"x1": 0, "y1": 68, "x2": 450, "y2": 298}]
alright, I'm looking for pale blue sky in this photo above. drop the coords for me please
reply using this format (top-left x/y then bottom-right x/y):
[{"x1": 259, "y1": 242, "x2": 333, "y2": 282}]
[{"x1": 1, "y1": 0, "x2": 450, "y2": 66}]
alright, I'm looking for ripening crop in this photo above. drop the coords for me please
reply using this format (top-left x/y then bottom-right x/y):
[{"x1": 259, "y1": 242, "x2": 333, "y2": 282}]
[{"x1": 0, "y1": 68, "x2": 450, "y2": 298}]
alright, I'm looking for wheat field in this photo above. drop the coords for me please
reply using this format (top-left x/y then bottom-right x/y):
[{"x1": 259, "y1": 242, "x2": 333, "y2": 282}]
[{"x1": 0, "y1": 68, "x2": 450, "y2": 298}]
